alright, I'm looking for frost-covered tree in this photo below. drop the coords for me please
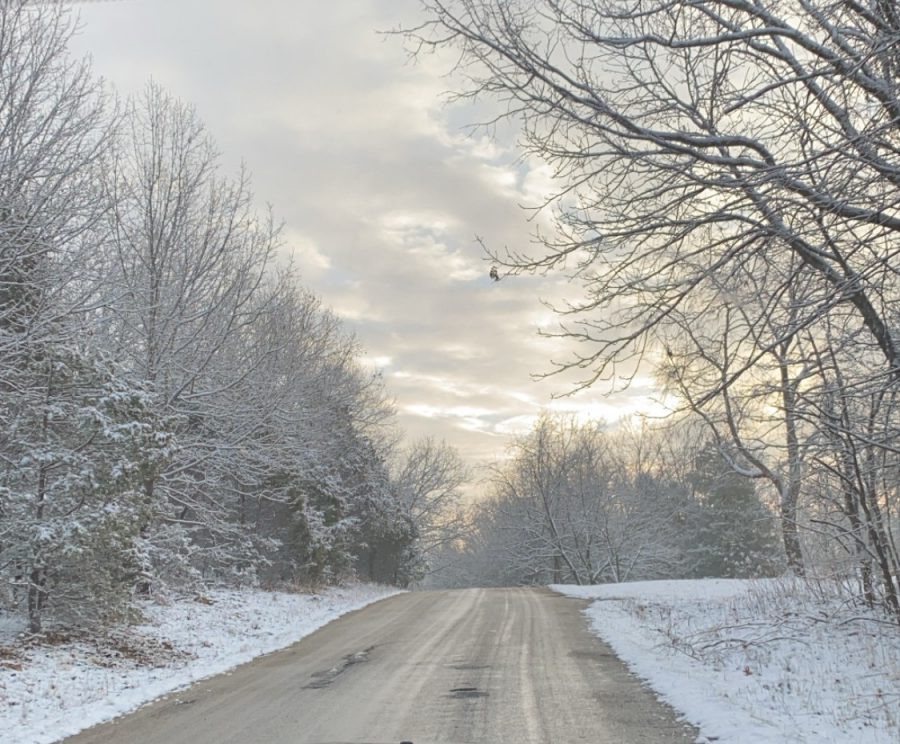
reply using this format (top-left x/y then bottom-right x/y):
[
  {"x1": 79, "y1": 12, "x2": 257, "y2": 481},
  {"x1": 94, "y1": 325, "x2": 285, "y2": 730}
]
[
  {"x1": 459, "y1": 416, "x2": 690, "y2": 587},
  {"x1": 216, "y1": 280, "x2": 406, "y2": 587},
  {"x1": 2, "y1": 344, "x2": 169, "y2": 632},
  {"x1": 96, "y1": 82, "x2": 280, "y2": 588},
  {"x1": 0, "y1": 0, "x2": 424, "y2": 636},
  {"x1": 657, "y1": 257, "x2": 810, "y2": 575},
  {"x1": 797, "y1": 322, "x2": 900, "y2": 615},
  {"x1": 94, "y1": 83, "x2": 416, "y2": 594},
  {"x1": 409, "y1": 0, "x2": 900, "y2": 381},
  {"x1": 0, "y1": 1, "x2": 110, "y2": 339},
  {"x1": 0, "y1": 1, "x2": 148, "y2": 632},
  {"x1": 391, "y1": 437, "x2": 468, "y2": 582},
  {"x1": 409, "y1": 0, "x2": 900, "y2": 618}
]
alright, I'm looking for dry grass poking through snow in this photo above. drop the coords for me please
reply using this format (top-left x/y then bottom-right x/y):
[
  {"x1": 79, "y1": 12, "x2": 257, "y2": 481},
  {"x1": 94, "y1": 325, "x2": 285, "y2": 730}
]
[{"x1": 557, "y1": 578, "x2": 900, "y2": 744}]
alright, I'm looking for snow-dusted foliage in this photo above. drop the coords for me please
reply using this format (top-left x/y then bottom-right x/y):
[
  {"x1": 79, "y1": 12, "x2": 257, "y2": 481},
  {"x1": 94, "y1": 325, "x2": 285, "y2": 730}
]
[
  {"x1": 96, "y1": 81, "x2": 284, "y2": 586},
  {"x1": 439, "y1": 415, "x2": 782, "y2": 588},
  {"x1": 0, "y1": 1, "x2": 437, "y2": 634},
  {"x1": 1, "y1": 343, "x2": 169, "y2": 632},
  {"x1": 0, "y1": 1, "x2": 133, "y2": 632}
]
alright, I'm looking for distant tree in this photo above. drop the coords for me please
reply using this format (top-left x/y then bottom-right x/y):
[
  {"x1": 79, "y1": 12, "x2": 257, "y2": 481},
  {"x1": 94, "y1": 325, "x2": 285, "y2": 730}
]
[
  {"x1": 224, "y1": 280, "x2": 410, "y2": 587},
  {"x1": 392, "y1": 437, "x2": 468, "y2": 582},
  {"x1": 466, "y1": 415, "x2": 689, "y2": 586}
]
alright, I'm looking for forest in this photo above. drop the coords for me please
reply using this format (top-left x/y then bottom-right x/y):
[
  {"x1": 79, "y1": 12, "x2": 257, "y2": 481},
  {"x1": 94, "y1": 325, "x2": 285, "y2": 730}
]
[
  {"x1": 4, "y1": 0, "x2": 900, "y2": 641},
  {"x1": 0, "y1": 2, "x2": 467, "y2": 634}
]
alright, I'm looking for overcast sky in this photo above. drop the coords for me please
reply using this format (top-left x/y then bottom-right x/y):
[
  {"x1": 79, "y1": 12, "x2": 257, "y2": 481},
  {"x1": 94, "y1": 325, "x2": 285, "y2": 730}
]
[{"x1": 71, "y1": 0, "x2": 665, "y2": 471}]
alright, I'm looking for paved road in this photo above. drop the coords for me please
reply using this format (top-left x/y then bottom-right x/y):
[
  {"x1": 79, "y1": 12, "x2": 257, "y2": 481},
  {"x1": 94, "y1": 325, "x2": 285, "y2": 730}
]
[{"x1": 64, "y1": 588, "x2": 697, "y2": 744}]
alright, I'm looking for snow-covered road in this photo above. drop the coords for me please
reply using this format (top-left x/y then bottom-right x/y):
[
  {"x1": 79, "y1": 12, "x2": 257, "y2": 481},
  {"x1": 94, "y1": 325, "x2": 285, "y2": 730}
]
[
  {"x1": 7, "y1": 579, "x2": 896, "y2": 744},
  {"x1": 1, "y1": 584, "x2": 400, "y2": 744},
  {"x1": 57, "y1": 587, "x2": 695, "y2": 744}
]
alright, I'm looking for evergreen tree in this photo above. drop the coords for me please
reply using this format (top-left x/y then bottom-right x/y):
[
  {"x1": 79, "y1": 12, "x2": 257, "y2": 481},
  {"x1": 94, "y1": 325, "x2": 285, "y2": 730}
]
[{"x1": 683, "y1": 449, "x2": 785, "y2": 578}]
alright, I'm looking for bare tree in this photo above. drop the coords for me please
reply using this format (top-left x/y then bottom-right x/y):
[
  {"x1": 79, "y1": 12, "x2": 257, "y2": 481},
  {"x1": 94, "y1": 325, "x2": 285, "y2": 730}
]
[
  {"x1": 659, "y1": 256, "x2": 812, "y2": 574},
  {"x1": 800, "y1": 319, "x2": 900, "y2": 615},
  {"x1": 393, "y1": 437, "x2": 468, "y2": 581},
  {"x1": 476, "y1": 415, "x2": 689, "y2": 586},
  {"x1": 409, "y1": 1, "x2": 900, "y2": 383},
  {"x1": 0, "y1": 0, "x2": 111, "y2": 349}
]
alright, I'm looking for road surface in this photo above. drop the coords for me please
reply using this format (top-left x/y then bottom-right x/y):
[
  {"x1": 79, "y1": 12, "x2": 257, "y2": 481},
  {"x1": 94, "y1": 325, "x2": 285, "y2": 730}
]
[{"x1": 64, "y1": 588, "x2": 697, "y2": 743}]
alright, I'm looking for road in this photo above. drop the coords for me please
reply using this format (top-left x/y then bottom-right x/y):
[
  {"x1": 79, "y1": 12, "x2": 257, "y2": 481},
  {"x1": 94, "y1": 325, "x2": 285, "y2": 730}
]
[{"x1": 64, "y1": 588, "x2": 697, "y2": 744}]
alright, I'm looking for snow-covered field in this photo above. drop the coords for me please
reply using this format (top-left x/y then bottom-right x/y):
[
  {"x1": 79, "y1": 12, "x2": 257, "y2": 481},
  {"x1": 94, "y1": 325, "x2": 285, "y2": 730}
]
[
  {"x1": 0, "y1": 584, "x2": 401, "y2": 744},
  {"x1": 555, "y1": 578, "x2": 900, "y2": 744}
]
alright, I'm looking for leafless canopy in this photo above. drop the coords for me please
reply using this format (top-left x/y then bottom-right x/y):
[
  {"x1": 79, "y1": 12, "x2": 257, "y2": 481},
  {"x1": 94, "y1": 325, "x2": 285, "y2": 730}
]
[{"x1": 409, "y1": 0, "x2": 900, "y2": 386}]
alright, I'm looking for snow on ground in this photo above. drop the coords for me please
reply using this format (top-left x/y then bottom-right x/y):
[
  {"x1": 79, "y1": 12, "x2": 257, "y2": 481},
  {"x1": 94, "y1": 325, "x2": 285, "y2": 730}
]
[
  {"x1": 554, "y1": 578, "x2": 900, "y2": 744},
  {"x1": 0, "y1": 584, "x2": 401, "y2": 744}
]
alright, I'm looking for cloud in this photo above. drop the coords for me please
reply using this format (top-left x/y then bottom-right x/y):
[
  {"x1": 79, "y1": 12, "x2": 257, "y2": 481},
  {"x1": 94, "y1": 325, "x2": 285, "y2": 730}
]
[
  {"x1": 283, "y1": 230, "x2": 331, "y2": 278},
  {"x1": 71, "y1": 0, "x2": 665, "y2": 490}
]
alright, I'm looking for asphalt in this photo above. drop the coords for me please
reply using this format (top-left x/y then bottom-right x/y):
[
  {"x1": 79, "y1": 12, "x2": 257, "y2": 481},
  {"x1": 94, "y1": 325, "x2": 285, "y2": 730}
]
[{"x1": 62, "y1": 587, "x2": 698, "y2": 744}]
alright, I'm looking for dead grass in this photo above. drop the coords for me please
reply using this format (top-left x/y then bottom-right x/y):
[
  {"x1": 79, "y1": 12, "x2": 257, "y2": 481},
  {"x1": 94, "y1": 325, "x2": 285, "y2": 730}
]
[{"x1": 4, "y1": 625, "x2": 192, "y2": 670}]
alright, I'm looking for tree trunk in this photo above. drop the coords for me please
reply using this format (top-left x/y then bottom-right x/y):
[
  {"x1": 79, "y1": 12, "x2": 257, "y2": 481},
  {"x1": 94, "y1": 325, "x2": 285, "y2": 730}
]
[
  {"x1": 779, "y1": 484, "x2": 804, "y2": 576},
  {"x1": 778, "y1": 362, "x2": 805, "y2": 575},
  {"x1": 856, "y1": 484, "x2": 900, "y2": 620},
  {"x1": 27, "y1": 567, "x2": 46, "y2": 634},
  {"x1": 841, "y1": 474, "x2": 876, "y2": 607}
]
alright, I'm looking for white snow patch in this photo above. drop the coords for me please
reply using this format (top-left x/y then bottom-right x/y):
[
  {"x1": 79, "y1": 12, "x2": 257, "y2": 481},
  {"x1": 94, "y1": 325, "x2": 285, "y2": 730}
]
[
  {"x1": 554, "y1": 578, "x2": 900, "y2": 744},
  {"x1": 0, "y1": 584, "x2": 401, "y2": 743}
]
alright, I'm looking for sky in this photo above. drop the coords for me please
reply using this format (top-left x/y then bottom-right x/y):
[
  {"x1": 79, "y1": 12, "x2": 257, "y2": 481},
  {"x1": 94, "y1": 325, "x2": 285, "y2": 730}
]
[{"x1": 70, "y1": 0, "x2": 667, "y2": 472}]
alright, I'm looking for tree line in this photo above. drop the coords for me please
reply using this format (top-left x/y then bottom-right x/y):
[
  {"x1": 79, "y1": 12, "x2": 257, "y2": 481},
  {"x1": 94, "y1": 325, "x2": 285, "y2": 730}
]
[
  {"x1": 0, "y1": 1, "x2": 466, "y2": 634},
  {"x1": 431, "y1": 415, "x2": 783, "y2": 588}
]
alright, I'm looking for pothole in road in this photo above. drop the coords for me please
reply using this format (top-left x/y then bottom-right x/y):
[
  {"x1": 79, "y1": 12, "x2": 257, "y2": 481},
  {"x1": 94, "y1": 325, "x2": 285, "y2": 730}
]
[
  {"x1": 448, "y1": 686, "x2": 488, "y2": 699},
  {"x1": 305, "y1": 646, "x2": 375, "y2": 689},
  {"x1": 448, "y1": 663, "x2": 489, "y2": 671}
]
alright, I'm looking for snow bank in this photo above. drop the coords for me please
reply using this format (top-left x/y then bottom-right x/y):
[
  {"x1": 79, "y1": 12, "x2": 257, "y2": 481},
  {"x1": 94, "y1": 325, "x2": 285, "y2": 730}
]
[
  {"x1": 554, "y1": 578, "x2": 900, "y2": 744},
  {"x1": 0, "y1": 584, "x2": 401, "y2": 743}
]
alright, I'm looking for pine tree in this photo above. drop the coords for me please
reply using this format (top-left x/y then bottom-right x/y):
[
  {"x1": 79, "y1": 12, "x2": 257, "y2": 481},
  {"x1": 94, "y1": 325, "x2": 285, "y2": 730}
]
[{"x1": 683, "y1": 449, "x2": 785, "y2": 578}]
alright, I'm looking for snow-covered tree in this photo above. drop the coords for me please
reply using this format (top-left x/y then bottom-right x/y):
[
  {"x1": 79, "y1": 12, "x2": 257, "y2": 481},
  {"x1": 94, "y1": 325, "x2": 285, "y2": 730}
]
[
  {"x1": 96, "y1": 82, "x2": 280, "y2": 588},
  {"x1": 0, "y1": 0, "x2": 145, "y2": 632},
  {"x1": 2, "y1": 343, "x2": 169, "y2": 631},
  {"x1": 459, "y1": 415, "x2": 691, "y2": 587},
  {"x1": 212, "y1": 280, "x2": 406, "y2": 587},
  {"x1": 0, "y1": 0, "x2": 439, "y2": 636},
  {"x1": 410, "y1": 0, "x2": 900, "y2": 618},
  {"x1": 391, "y1": 437, "x2": 468, "y2": 582}
]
